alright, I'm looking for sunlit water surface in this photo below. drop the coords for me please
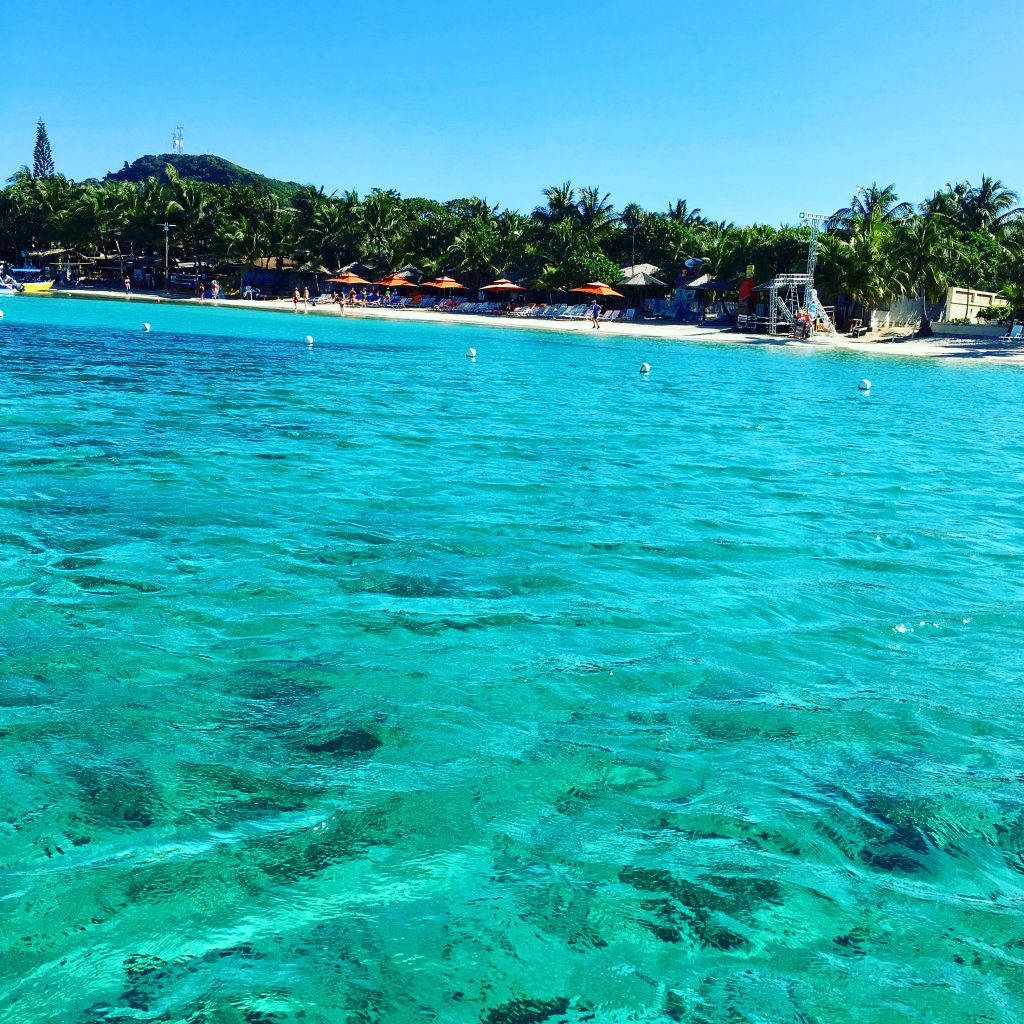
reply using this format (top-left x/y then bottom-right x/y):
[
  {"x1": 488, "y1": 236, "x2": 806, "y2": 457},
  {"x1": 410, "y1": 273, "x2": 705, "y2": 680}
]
[{"x1": 2, "y1": 296, "x2": 1024, "y2": 1023}]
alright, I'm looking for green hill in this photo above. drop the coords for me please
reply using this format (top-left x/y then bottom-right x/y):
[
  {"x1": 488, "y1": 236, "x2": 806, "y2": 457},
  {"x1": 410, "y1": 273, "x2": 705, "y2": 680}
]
[{"x1": 106, "y1": 154, "x2": 303, "y2": 200}]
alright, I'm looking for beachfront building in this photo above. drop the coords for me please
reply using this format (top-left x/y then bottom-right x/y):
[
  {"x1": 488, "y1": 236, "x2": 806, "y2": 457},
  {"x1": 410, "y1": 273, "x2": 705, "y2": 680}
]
[
  {"x1": 941, "y1": 286, "x2": 1009, "y2": 322},
  {"x1": 868, "y1": 286, "x2": 1010, "y2": 330}
]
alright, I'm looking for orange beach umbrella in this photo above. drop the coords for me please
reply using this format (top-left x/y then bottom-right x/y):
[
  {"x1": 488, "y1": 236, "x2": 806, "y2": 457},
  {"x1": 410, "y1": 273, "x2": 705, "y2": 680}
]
[
  {"x1": 421, "y1": 276, "x2": 467, "y2": 290},
  {"x1": 327, "y1": 272, "x2": 372, "y2": 285},
  {"x1": 572, "y1": 281, "x2": 624, "y2": 298},
  {"x1": 375, "y1": 273, "x2": 418, "y2": 288}
]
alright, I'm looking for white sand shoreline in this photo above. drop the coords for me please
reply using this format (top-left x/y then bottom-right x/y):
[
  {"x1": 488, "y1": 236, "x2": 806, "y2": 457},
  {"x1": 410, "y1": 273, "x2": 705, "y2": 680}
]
[{"x1": 26, "y1": 289, "x2": 1024, "y2": 364}]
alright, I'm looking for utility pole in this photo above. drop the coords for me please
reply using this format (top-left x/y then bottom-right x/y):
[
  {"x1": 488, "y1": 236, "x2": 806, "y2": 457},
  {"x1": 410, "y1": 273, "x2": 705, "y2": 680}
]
[{"x1": 159, "y1": 222, "x2": 172, "y2": 292}]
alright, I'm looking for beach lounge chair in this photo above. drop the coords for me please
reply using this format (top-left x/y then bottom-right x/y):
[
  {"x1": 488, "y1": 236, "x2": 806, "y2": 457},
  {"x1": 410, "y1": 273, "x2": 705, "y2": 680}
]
[
  {"x1": 621, "y1": 309, "x2": 637, "y2": 322},
  {"x1": 1000, "y1": 321, "x2": 1023, "y2": 341},
  {"x1": 605, "y1": 309, "x2": 622, "y2": 323}
]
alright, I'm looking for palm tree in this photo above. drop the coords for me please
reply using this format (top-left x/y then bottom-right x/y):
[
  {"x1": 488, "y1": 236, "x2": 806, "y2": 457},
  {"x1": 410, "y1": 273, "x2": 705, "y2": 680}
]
[
  {"x1": 666, "y1": 199, "x2": 705, "y2": 225},
  {"x1": 359, "y1": 188, "x2": 407, "y2": 269},
  {"x1": 691, "y1": 221, "x2": 742, "y2": 281},
  {"x1": 532, "y1": 182, "x2": 577, "y2": 227},
  {"x1": 164, "y1": 167, "x2": 221, "y2": 266},
  {"x1": 890, "y1": 212, "x2": 954, "y2": 335},
  {"x1": 619, "y1": 203, "x2": 649, "y2": 274},
  {"x1": 839, "y1": 221, "x2": 898, "y2": 327},
  {"x1": 492, "y1": 210, "x2": 536, "y2": 279},
  {"x1": 225, "y1": 214, "x2": 270, "y2": 272},
  {"x1": 828, "y1": 183, "x2": 912, "y2": 235},
  {"x1": 964, "y1": 175, "x2": 1022, "y2": 233},
  {"x1": 575, "y1": 186, "x2": 616, "y2": 243}
]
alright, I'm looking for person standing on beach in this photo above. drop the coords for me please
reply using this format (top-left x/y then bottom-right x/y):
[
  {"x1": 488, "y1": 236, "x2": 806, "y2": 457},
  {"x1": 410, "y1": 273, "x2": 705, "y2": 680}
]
[
  {"x1": 303, "y1": 285, "x2": 309, "y2": 310},
  {"x1": 591, "y1": 299, "x2": 601, "y2": 329},
  {"x1": 211, "y1": 279, "x2": 220, "y2": 301},
  {"x1": 124, "y1": 275, "x2": 131, "y2": 296},
  {"x1": 293, "y1": 287, "x2": 300, "y2": 310},
  {"x1": 196, "y1": 281, "x2": 204, "y2": 301}
]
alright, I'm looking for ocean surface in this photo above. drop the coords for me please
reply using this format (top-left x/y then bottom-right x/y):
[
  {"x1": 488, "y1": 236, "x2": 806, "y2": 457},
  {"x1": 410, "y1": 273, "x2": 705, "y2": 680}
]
[{"x1": 1, "y1": 295, "x2": 1023, "y2": 1024}]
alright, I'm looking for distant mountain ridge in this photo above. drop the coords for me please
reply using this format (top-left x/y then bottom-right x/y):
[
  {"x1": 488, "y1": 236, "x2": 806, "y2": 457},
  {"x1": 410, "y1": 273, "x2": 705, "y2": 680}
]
[{"x1": 105, "y1": 154, "x2": 303, "y2": 200}]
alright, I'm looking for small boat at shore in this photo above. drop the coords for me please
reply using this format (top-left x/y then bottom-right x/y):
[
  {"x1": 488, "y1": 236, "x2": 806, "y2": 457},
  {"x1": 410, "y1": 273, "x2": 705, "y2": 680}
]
[{"x1": 1, "y1": 268, "x2": 55, "y2": 294}]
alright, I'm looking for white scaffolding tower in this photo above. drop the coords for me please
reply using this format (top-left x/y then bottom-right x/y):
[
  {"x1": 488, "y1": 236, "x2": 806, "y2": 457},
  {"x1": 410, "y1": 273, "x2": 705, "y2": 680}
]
[{"x1": 762, "y1": 212, "x2": 837, "y2": 336}]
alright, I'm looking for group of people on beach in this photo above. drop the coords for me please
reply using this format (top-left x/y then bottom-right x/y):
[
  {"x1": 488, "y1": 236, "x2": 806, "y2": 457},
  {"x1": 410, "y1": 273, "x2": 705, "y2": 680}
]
[
  {"x1": 124, "y1": 274, "x2": 220, "y2": 300},
  {"x1": 338, "y1": 286, "x2": 393, "y2": 307}
]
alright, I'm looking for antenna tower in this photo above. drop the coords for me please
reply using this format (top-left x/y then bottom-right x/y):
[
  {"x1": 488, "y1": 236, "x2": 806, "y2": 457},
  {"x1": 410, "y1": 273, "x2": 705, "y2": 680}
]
[{"x1": 172, "y1": 126, "x2": 184, "y2": 156}]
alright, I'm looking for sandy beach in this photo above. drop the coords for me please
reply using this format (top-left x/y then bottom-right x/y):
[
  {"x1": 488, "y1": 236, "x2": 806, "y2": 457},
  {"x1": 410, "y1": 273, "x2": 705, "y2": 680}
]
[{"x1": 29, "y1": 289, "x2": 1024, "y2": 364}]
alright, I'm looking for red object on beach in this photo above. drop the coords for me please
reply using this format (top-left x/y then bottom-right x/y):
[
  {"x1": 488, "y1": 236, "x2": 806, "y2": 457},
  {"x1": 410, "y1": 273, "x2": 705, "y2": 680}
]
[
  {"x1": 738, "y1": 278, "x2": 757, "y2": 302},
  {"x1": 328, "y1": 272, "x2": 373, "y2": 285},
  {"x1": 572, "y1": 281, "x2": 624, "y2": 298},
  {"x1": 481, "y1": 278, "x2": 526, "y2": 292},
  {"x1": 374, "y1": 274, "x2": 418, "y2": 288},
  {"x1": 421, "y1": 276, "x2": 467, "y2": 290}
]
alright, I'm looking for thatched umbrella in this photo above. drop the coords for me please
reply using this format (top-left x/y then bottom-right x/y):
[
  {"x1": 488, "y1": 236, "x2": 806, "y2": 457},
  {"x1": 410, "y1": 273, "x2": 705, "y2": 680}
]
[{"x1": 619, "y1": 269, "x2": 668, "y2": 310}]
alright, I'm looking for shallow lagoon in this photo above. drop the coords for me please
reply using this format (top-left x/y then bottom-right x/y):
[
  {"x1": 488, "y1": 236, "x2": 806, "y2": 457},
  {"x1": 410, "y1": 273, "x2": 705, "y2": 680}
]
[{"x1": 1, "y1": 296, "x2": 1024, "y2": 1023}]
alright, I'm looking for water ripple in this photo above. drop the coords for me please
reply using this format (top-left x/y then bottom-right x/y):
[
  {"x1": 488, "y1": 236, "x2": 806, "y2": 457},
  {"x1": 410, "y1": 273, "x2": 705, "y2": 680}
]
[{"x1": 1, "y1": 298, "x2": 1023, "y2": 1022}]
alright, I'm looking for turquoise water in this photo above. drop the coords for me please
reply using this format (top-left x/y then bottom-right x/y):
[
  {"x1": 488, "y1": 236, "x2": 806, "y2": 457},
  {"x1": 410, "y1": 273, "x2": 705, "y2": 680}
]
[{"x1": 2, "y1": 296, "x2": 1024, "y2": 1023}]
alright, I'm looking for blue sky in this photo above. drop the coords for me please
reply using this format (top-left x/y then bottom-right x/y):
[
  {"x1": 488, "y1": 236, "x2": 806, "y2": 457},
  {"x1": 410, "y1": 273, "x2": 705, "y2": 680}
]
[{"x1": 3, "y1": 0, "x2": 1021, "y2": 225}]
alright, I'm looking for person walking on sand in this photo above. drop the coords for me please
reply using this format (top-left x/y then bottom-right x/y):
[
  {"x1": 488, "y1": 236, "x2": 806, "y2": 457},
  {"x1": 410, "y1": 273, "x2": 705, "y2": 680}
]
[
  {"x1": 591, "y1": 299, "x2": 601, "y2": 329},
  {"x1": 124, "y1": 275, "x2": 131, "y2": 296},
  {"x1": 196, "y1": 281, "x2": 204, "y2": 302},
  {"x1": 211, "y1": 279, "x2": 220, "y2": 301},
  {"x1": 302, "y1": 285, "x2": 309, "y2": 310},
  {"x1": 293, "y1": 287, "x2": 300, "y2": 310}
]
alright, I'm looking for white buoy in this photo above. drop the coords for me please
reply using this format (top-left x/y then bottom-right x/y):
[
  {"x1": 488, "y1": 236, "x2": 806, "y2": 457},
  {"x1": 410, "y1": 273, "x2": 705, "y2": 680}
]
[
  {"x1": 0, "y1": 310, "x2": 4, "y2": 319},
  {"x1": 306, "y1": 335, "x2": 314, "y2": 346},
  {"x1": 640, "y1": 362, "x2": 651, "y2": 374},
  {"x1": 858, "y1": 378, "x2": 871, "y2": 391},
  {"x1": 142, "y1": 322, "x2": 151, "y2": 332},
  {"x1": 466, "y1": 347, "x2": 477, "y2": 359}
]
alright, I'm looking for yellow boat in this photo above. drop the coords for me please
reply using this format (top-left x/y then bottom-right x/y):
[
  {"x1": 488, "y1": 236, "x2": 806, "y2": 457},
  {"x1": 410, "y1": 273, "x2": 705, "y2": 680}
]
[{"x1": 3, "y1": 268, "x2": 56, "y2": 294}]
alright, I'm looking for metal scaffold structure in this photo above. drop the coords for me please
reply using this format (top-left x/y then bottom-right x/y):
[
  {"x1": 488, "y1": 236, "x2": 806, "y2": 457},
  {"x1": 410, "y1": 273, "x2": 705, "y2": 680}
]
[{"x1": 763, "y1": 212, "x2": 837, "y2": 336}]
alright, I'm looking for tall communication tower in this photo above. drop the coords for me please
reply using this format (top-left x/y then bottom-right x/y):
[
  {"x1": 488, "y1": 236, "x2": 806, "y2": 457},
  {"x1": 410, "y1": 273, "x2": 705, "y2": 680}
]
[{"x1": 171, "y1": 127, "x2": 184, "y2": 155}]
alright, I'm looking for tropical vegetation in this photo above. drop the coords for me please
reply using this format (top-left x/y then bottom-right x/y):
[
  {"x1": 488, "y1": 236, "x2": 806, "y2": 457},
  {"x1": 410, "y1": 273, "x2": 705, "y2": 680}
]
[
  {"x1": 107, "y1": 154, "x2": 302, "y2": 202},
  {"x1": 2, "y1": 149, "x2": 1023, "y2": 326}
]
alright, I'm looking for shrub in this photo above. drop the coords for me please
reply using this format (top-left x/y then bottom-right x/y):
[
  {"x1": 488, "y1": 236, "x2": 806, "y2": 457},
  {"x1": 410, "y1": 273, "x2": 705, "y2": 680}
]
[{"x1": 977, "y1": 304, "x2": 1012, "y2": 322}]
